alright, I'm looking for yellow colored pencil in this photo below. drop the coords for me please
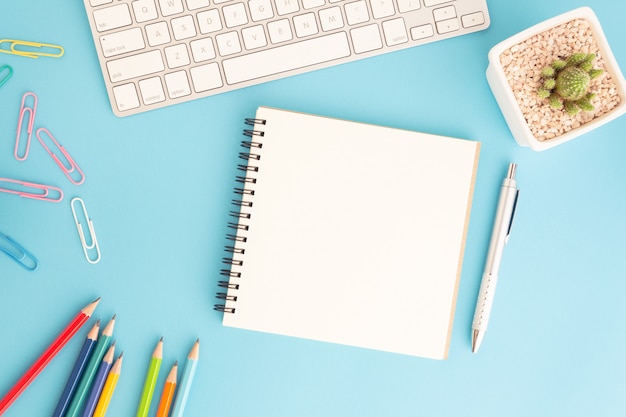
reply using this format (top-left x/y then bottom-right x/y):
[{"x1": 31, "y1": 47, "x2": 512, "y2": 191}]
[
  {"x1": 92, "y1": 353, "x2": 123, "y2": 417},
  {"x1": 155, "y1": 362, "x2": 178, "y2": 417}
]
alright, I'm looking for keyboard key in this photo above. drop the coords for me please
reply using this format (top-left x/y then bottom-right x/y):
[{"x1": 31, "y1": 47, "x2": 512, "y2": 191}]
[
  {"x1": 112, "y1": 83, "x2": 140, "y2": 111},
  {"x1": 424, "y1": 0, "x2": 452, "y2": 6},
  {"x1": 93, "y1": 4, "x2": 132, "y2": 32},
  {"x1": 138, "y1": 77, "x2": 166, "y2": 104},
  {"x1": 145, "y1": 21, "x2": 172, "y2": 46},
  {"x1": 435, "y1": 18, "x2": 459, "y2": 34},
  {"x1": 350, "y1": 24, "x2": 382, "y2": 53},
  {"x1": 293, "y1": 13, "x2": 318, "y2": 37},
  {"x1": 433, "y1": 5, "x2": 456, "y2": 21},
  {"x1": 319, "y1": 7, "x2": 344, "y2": 31},
  {"x1": 164, "y1": 70, "x2": 191, "y2": 98},
  {"x1": 397, "y1": 0, "x2": 420, "y2": 13},
  {"x1": 216, "y1": 31, "x2": 242, "y2": 56},
  {"x1": 242, "y1": 25, "x2": 268, "y2": 49},
  {"x1": 462, "y1": 12, "x2": 485, "y2": 28},
  {"x1": 164, "y1": 44, "x2": 190, "y2": 68},
  {"x1": 197, "y1": 9, "x2": 223, "y2": 33},
  {"x1": 100, "y1": 27, "x2": 146, "y2": 58},
  {"x1": 302, "y1": 0, "x2": 325, "y2": 9},
  {"x1": 370, "y1": 0, "x2": 395, "y2": 19},
  {"x1": 222, "y1": 32, "x2": 350, "y2": 84},
  {"x1": 274, "y1": 0, "x2": 299, "y2": 16},
  {"x1": 190, "y1": 63, "x2": 224, "y2": 92},
  {"x1": 132, "y1": 0, "x2": 158, "y2": 23},
  {"x1": 186, "y1": 0, "x2": 210, "y2": 9},
  {"x1": 410, "y1": 23, "x2": 434, "y2": 40},
  {"x1": 107, "y1": 50, "x2": 165, "y2": 82},
  {"x1": 190, "y1": 38, "x2": 217, "y2": 62},
  {"x1": 171, "y1": 15, "x2": 197, "y2": 40},
  {"x1": 267, "y1": 19, "x2": 293, "y2": 43},
  {"x1": 91, "y1": 0, "x2": 113, "y2": 6},
  {"x1": 249, "y1": 0, "x2": 274, "y2": 21},
  {"x1": 223, "y1": 3, "x2": 249, "y2": 28},
  {"x1": 158, "y1": 0, "x2": 184, "y2": 16},
  {"x1": 382, "y1": 18, "x2": 408, "y2": 46},
  {"x1": 345, "y1": 1, "x2": 369, "y2": 25}
]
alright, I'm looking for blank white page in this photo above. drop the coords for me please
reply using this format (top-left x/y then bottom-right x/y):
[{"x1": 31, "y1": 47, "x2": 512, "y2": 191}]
[{"x1": 222, "y1": 107, "x2": 480, "y2": 359}]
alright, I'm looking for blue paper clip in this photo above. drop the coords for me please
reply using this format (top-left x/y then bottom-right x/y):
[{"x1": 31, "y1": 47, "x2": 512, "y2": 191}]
[
  {"x1": 71, "y1": 198, "x2": 101, "y2": 264},
  {"x1": 0, "y1": 64, "x2": 12, "y2": 88},
  {"x1": 15, "y1": 91, "x2": 38, "y2": 161},
  {"x1": 36, "y1": 128, "x2": 85, "y2": 185},
  {"x1": 0, "y1": 231, "x2": 39, "y2": 271}
]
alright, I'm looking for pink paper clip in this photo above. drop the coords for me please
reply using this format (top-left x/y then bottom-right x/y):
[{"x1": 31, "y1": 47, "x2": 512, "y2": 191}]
[
  {"x1": 15, "y1": 92, "x2": 38, "y2": 161},
  {"x1": 0, "y1": 178, "x2": 63, "y2": 202},
  {"x1": 36, "y1": 127, "x2": 85, "y2": 185}
]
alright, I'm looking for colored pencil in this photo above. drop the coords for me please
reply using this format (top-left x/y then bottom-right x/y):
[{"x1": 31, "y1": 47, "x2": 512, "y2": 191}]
[
  {"x1": 65, "y1": 315, "x2": 116, "y2": 417},
  {"x1": 170, "y1": 339, "x2": 199, "y2": 417},
  {"x1": 0, "y1": 298, "x2": 100, "y2": 416},
  {"x1": 52, "y1": 321, "x2": 100, "y2": 417},
  {"x1": 91, "y1": 353, "x2": 123, "y2": 417},
  {"x1": 80, "y1": 343, "x2": 115, "y2": 417},
  {"x1": 135, "y1": 337, "x2": 163, "y2": 417},
  {"x1": 155, "y1": 362, "x2": 178, "y2": 417}
]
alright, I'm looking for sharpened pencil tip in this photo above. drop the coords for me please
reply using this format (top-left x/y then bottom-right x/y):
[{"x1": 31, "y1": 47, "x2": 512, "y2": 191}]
[{"x1": 83, "y1": 298, "x2": 101, "y2": 316}]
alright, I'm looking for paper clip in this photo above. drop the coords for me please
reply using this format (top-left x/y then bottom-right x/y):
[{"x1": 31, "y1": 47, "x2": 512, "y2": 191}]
[
  {"x1": 0, "y1": 177, "x2": 64, "y2": 202},
  {"x1": 0, "y1": 231, "x2": 39, "y2": 271},
  {"x1": 71, "y1": 198, "x2": 101, "y2": 264},
  {"x1": 0, "y1": 39, "x2": 64, "y2": 59},
  {"x1": 0, "y1": 64, "x2": 12, "y2": 87},
  {"x1": 36, "y1": 128, "x2": 85, "y2": 185},
  {"x1": 15, "y1": 91, "x2": 38, "y2": 161}
]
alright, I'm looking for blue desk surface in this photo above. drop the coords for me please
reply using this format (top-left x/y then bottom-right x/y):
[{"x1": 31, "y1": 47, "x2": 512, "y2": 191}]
[{"x1": 1, "y1": 1, "x2": 625, "y2": 416}]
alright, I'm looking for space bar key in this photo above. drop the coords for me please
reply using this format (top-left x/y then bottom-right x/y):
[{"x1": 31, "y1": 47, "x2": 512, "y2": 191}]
[{"x1": 222, "y1": 33, "x2": 351, "y2": 85}]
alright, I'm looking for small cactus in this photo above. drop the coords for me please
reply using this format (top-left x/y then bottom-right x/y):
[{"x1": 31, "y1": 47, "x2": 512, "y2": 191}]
[{"x1": 537, "y1": 52, "x2": 604, "y2": 115}]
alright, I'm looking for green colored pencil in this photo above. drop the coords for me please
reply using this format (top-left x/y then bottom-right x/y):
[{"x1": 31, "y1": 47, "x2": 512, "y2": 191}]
[
  {"x1": 135, "y1": 337, "x2": 163, "y2": 417},
  {"x1": 65, "y1": 315, "x2": 115, "y2": 417}
]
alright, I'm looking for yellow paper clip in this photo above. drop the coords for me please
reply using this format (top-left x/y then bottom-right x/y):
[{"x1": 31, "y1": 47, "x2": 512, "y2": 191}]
[
  {"x1": 71, "y1": 197, "x2": 101, "y2": 264},
  {"x1": 0, "y1": 39, "x2": 64, "y2": 59}
]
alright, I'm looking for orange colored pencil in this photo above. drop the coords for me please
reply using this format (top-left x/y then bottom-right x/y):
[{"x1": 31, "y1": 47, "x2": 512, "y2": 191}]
[{"x1": 155, "y1": 362, "x2": 178, "y2": 417}]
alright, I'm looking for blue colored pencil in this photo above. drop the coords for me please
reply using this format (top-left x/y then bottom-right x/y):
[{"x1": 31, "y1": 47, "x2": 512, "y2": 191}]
[
  {"x1": 170, "y1": 339, "x2": 199, "y2": 417},
  {"x1": 52, "y1": 321, "x2": 100, "y2": 417},
  {"x1": 80, "y1": 344, "x2": 115, "y2": 417}
]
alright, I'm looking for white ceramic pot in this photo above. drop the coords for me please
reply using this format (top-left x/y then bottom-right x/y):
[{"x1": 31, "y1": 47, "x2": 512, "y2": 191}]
[{"x1": 486, "y1": 7, "x2": 626, "y2": 151}]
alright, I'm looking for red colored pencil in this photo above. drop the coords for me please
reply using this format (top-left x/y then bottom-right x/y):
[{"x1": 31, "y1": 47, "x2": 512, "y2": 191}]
[{"x1": 0, "y1": 298, "x2": 100, "y2": 416}]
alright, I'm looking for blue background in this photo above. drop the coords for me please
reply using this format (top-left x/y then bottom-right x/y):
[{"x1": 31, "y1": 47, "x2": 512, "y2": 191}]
[{"x1": 1, "y1": 1, "x2": 625, "y2": 416}]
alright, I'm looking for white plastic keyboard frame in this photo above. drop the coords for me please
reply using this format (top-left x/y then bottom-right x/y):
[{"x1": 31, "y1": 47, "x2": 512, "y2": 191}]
[{"x1": 83, "y1": 0, "x2": 490, "y2": 117}]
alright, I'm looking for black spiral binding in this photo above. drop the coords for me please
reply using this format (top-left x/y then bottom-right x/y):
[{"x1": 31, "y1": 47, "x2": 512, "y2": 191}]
[{"x1": 214, "y1": 118, "x2": 266, "y2": 314}]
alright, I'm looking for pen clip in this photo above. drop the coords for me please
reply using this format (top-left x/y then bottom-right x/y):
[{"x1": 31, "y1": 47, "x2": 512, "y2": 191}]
[
  {"x1": 0, "y1": 231, "x2": 39, "y2": 271},
  {"x1": 15, "y1": 92, "x2": 38, "y2": 161},
  {"x1": 505, "y1": 189, "x2": 520, "y2": 243},
  {"x1": 71, "y1": 198, "x2": 101, "y2": 264},
  {"x1": 0, "y1": 39, "x2": 64, "y2": 59},
  {"x1": 36, "y1": 128, "x2": 85, "y2": 185}
]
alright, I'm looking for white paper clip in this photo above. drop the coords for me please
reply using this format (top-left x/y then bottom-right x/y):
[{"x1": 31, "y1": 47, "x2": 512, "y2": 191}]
[{"x1": 71, "y1": 197, "x2": 101, "y2": 264}]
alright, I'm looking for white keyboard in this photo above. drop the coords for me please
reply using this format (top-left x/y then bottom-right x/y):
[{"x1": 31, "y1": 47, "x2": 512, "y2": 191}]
[{"x1": 83, "y1": 0, "x2": 490, "y2": 117}]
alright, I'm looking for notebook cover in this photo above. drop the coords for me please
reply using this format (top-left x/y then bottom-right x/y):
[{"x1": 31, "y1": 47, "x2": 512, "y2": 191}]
[{"x1": 220, "y1": 107, "x2": 480, "y2": 359}]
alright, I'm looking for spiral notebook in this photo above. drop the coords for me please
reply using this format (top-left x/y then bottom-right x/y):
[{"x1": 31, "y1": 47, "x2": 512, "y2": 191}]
[{"x1": 216, "y1": 107, "x2": 480, "y2": 359}]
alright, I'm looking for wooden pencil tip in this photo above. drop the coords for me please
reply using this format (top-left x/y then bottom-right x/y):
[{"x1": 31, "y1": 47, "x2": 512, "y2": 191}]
[{"x1": 83, "y1": 297, "x2": 101, "y2": 316}]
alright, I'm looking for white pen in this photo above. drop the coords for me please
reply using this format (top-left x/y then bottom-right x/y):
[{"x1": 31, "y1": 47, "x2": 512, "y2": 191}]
[{"x1": 472, "y1": 163, "x2": 519, "y2": 353}]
